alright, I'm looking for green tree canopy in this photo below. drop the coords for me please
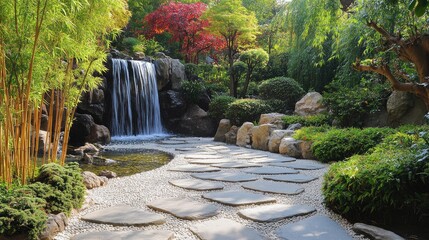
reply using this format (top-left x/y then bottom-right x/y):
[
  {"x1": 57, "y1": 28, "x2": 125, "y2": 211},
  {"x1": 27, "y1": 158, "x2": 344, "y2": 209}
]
[{"x1": 239, "y1": 48, "x2": 269, "y2": 97}]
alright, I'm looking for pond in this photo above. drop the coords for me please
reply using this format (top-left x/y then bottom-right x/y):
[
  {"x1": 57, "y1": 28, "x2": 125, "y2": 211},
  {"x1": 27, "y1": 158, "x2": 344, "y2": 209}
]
[{"x1": 76, "y1": 149, "x2": 173, "y2": 177}]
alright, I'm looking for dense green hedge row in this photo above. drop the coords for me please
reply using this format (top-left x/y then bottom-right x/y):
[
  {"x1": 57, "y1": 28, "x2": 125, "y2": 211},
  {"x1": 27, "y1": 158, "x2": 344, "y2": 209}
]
[
  {"x1": 282, "y1": 114, "x2": 330, "y2": 127},
  {"x1": 0, "y1": 163, "x2": 85, "y2": 239},
  {"x1": 323, "y1": 131, "x2": 429, "y2": 222}
]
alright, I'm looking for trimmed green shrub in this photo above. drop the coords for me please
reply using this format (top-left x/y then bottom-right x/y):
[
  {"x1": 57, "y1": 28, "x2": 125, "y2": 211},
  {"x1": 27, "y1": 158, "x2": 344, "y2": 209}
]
[
  {"x1": 208, "y1": 95, "x2": 236, "y2": 122},
  {"x1": 282, "y1": 114, "x2": 330, "y2": 127},
  {"x1": 181, "y1": 80, "x2": 206, "y2": 104},
  {"x1": 323, "y1": 132, "x2": 429, "y2": 222},
  {"x1": 0, "y1": 187, "x2": 47, "y2": 240},
  {"x1": 323, "y1": 80, "x2": 389, "y2": 127},
  {"x1": 264, "y1": 99, "x2": 288, "y2": 114},
  {"x1": 34, "y1": 163, "x2": 85, "y2": 212},
  {"x1": 258, "y1": 77, "x2": 305, "y2": 109},
  {"x1": 294, "y1": 127, "x2": 393, "y2": 162},
  {"x1": 225, "y1": 99, "x2": 273, "y2": 125}
]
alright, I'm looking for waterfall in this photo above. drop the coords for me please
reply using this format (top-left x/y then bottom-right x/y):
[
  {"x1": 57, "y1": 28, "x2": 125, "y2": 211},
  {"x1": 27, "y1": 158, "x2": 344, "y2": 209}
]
[{"x1": 110, "y1": 58, "x2": 163, "y2": 136}]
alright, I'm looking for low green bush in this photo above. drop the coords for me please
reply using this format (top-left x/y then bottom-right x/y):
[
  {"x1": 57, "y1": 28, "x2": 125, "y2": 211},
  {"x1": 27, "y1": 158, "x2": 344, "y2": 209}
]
[
  {"x1": 181, "y1": 80, "x2": 206, "y2": 104},
  {"x1": 34, "y1": 163, "x2": 85, "y2": 213},
  {"x1": 258, "y1": 77, "x2": 305, "y2": 110},
  {"x1": 264, "y1": 99, "x2": 288, "y2": 114},
  {"x1": 294, "y1": 127, "x2": 393, "y2": 162},
  {"x1": 282, "y1": 114, "x2": 330, "y2": 127},
  {"x1": 225, "y1": 99, "x2": 273, "y2": 125},
  {"x1": 208, "y1": 95, "x2": 236, "y2": 122},
  {"x1": 0, "y1": 187, "x2": 47, "y2": 240},
  {"x1": 323, "y1": 132, "x2": 429, "y2": 222}
]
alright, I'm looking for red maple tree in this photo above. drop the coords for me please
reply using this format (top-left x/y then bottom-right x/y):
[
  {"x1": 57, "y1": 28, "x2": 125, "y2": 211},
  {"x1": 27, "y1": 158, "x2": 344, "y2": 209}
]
[{"x1": 144, "y1": 2, "x2": 224, "y2": 63}]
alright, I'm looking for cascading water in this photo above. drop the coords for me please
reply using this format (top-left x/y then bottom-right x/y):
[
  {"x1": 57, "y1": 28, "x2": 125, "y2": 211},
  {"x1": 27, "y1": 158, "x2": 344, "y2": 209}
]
[{"x1": 110, "y1": 58, "x2": 164, "y2": 137}]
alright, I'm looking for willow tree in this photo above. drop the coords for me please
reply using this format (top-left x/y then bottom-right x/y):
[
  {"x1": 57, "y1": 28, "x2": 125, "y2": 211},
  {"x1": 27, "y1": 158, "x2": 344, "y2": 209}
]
[
  {"x1": 204, "y1": 0, "x2": 259, "y2": 97},
  {"x1": 0, "y1": 0, "x2": 129, "y2": 186},
  {"x1": 353, "y1": 0, "x2": 429, "y2": 108}
]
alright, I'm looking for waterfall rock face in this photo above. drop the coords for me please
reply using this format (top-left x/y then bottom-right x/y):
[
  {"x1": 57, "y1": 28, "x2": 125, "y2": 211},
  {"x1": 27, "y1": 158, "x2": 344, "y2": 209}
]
[
  {"x1": 108, "y1": 59, "x2": 164, "y2": 136},
  {"x1": 154, "y1": 53, "x2": 185, "y2": 91}
]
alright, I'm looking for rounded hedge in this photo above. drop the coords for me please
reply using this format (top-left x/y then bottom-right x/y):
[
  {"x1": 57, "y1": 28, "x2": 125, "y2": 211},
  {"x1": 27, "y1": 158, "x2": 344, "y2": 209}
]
[
  {"x1": 181, "y1": 80, "x2": 206, "y2": 104},
  {"x1": 225, "y1": 99, "x2": 273, "y2": 125},
  {"x1": 323, "y1": 132, "x2": 429, "y2": 222},
  {"x1": 258, "y1": 77, "x2": 305, "y2": 109},
  {"x1": 208, "y1": 95, "x2": 236, "y2": 122}
]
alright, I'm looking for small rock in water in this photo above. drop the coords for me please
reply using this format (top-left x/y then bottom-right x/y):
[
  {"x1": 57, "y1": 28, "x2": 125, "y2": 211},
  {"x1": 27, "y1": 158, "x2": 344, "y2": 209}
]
[
  {"x1": 93, "y1": 156, "x2": 117, "y2": 166},
  {"x1": 99, "y1": 170, "x2": 117, "y2": 178},
  {"x1": 81, "y1": 153, "x2": 93, "y2": 164}
]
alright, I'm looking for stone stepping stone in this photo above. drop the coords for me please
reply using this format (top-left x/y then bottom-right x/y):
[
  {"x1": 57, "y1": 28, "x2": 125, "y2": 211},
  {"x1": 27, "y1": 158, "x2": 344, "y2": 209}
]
[
  {"x1": 176, "y1": 147, "x2": 196, "y2": 151},
  {"x1": 244, "y1": 166, "x2": 299, "y2": 175},
  {"x1": 168, "y1": 165, "x2": 220, "y2": 173},
  {"x1": 147, "y1": 198, "x2": 219, "y2": 220},
  {"x1": 185, "y1": 154, "x2": 223, "y2": 159},
  {"x1": 71, "y1": 230, "x2": 174, "y2": 240},
  {"x1": 159, "y1": 140, "x2": 187, "y2": 145},
  {"x1": 169, "y1": 178, "x2": 225, "y2": 191},
  {"x1": 81, "y1": 206, "x2": 165, "y2": 226},
  {"x1": 235, "y1": 154, "x2": 268, "y2": 159},
  {"x1": 210, "y1": 162, "x2": 262, "y2": 169},
  {"x1": 202, "y1": 190, "x2": 276, "y2": 206},
  {"x1": 238, "y1": 204, "x2": 317, "y2": 222},
  {"x1": 275, "y1": 214, "x2": 353, "y2": 240},
  {"x1": 270, "y1": 160, "x2": 326, "y2": 170},
  {"x1": 192, "y1": 172, "x2": 258, "y2": 182},
  {"x1": 230, "y1": 151, "x2": 249, "y2": 155},
  {"x1": 190, "y1": 218, "x2": 264, "y2": 240},
  {"x1": 242, "y1": 180, "x2": 304, "y2": 195},
  {"x1": 171, "y1": 137, "x2": 200, "y2": 141},
  {"x1": 250, "y1": 157, "x2": 296, "y2": 164},
  {"x1": 188, "y1": 158, "x2": 231, "y2": 165},
  {"x1": 264, "y1": 174, "x2": 318, "y2": 183},
  {"x1": 207, "y1": 146, "x2": 230, "y2": 151}
]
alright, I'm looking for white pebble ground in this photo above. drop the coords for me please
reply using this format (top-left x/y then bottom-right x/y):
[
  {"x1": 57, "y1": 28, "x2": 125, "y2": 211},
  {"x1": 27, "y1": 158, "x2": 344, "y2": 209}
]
[{"x1": 55, "y1": 137, "x2": 368, "y2": 240}]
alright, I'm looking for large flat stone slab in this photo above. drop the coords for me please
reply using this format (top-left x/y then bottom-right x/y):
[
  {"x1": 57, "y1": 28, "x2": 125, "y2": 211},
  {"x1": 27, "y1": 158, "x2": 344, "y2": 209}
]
[
  {"x1": 192, "y1": 172, "x2": 258, "y2": 182},
  {"x1": 81, "y1": 206, "x2": 165, "y2": 226},
  {"x1": 250, "y1": 157, "x2": 296, "y2": 164},
  {"x1": 270, "y1": 160, "x2": 326, "y2": 170},
  {"x1": 190, "y1": 218, "x2": 264, "y2": 240},
  {"x1": 187, "y1": 158, "x2": 231, "y2": 165},
  {"x1": 244, "y1": 166, "x2": 299, "y2": 175},
  {"x1": 147, "y1": 198, "x2": 219, "y2": 220},
  {"x1": 175, "y1": 147, "x2": 197, "y2": 151},
  {"x1": 238, "y1": 204, "x2": 316, "y2": 222},
  {"x1": 185, "y1": 154, "x2": 223, "y2": 159},
  {"x1": 242, "y1": 180, "x2": 304, "y2": 195},
  {"x1": 202, "y1": 190, "x2": 276, "y2": 206},
  {"x1": 159, "y1": 140, "x2": 187, "y2": 145},
  {"x1": 264, "y1": 174, "x2": 318, "y2": 183},
  {"x1": 210, "y1": 162, "x2": 262, "y2": 168},
  {"x1": 71, "y1": 230, "x2": 174, "y2": 240},
  {"x1": 168, "y1": 165, "x2": 220, "y2": 173},
  {"x1": 276, "y1": 214, "x2": 353, "y2": 240},
  {"x1": 169, "y1": 178, "x2": 224, "y2": 191}
]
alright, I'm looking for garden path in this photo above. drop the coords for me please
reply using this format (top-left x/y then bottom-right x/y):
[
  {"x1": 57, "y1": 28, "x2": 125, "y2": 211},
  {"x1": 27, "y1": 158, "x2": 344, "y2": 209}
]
[{"x1": 56, "y1": 137, "x2": 367, "y2": 240}]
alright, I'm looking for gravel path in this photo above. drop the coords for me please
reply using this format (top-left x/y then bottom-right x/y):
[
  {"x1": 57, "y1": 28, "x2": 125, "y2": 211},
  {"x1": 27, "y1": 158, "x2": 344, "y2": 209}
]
[{"x1": 55, "y1": 137, "x2": 367, "y2": 240}]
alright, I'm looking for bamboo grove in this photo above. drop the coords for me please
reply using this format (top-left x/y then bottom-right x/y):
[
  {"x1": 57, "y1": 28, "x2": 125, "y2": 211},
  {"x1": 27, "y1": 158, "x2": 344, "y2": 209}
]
[{"x1": 0, "y1": 0, "x2": 130, "y2": 186}]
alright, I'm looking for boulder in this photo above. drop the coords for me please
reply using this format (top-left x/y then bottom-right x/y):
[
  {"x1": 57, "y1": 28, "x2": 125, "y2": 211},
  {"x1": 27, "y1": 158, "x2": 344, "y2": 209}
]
[
  {"x1": 99, "y1": 170, "x2": 118, "y2": 179},
  {"x1": 387, "y1": 91, "x2": 414, "y2": 121},
  {"x1": 74, "y1": 143, "x2": 99, "y2": 156},
  {"x1": 37, "y1": 130, "x2": 50, "y2": 155},
  {"x1": 279, "y1": 137, "x2": 303, "y2": 158},
  {"x1": 81, "y1": 153, "x2": 93, "y2": 164},
  {"x1": 159, "y1": 90, "x2": 187, "y2": 120},
  {"x1": 214, "y1": 119, "x2": 232, "y2": 142},
  {"x1": 170, "y1": 59, "x2": 185, "y2": 90},
  {"x1": 287, "y1": 123, "x2": 302, "y2": 131},
  {"x1": 40, "y1": 114, "x2": 49, "y2": 131},
  {"x1": 259, "y1": 113, "x2": 286, "y2": 129},
  {"x1": 236, "y1": 122, "x2": 254, "y2": 147},
  {"x1": 197, "y1": 91, "x2": 211, "y2": 112},
  {"x1": 295, "y1": 92, "x2": 327, "y2": 116},
  {"x1": 154, "y1": 53, "x2": 186, "y2": 91},
  {"x1": 85, "y1": 124, "x2": 111, "y2": 145},
  {"x1": 69, "y1": 113, "x2": 95, "y2": 146},
  {"x1": 353, "y1": 223, "x2": 405, "y2": 240},
  {"x1": 300, "y1": 141, "x2": 315, "y2": 159},
  {"x1": 178, "y1": 104, "x2": 216, "y2": 137},
  {"x1": 251, "y1": 124, "x2": 277, "y2": 151},
  {"x1": 82, "y1": 171, "x2": 108, "y2": 189},
  {"x1": 225, "y1": 126, "x2": 239, "y2": 145},
  {"x1": 268, "y1": 130, "x2": 295, "y2": 153},
  {"x1": 39, "y1": 213, "x2": 68, "y2": 240}
]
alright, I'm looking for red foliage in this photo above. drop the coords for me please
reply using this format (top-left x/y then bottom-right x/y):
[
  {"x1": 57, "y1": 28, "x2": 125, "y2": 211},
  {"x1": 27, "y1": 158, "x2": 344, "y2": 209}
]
[{"x1": 144, "y1": 2, "x2": 224, "y2": 63}]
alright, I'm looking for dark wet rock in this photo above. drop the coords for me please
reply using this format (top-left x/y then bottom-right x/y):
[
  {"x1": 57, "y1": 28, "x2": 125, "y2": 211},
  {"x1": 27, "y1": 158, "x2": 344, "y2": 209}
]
[
  {"x1": 99, "y1": 170, "x2": 117, "y2": 179},
  {"x1": 85, "y1": 124, "x2": 111, "y2": 145},
  {"x1": 353, "y1": 223, "x2": 405, "y2": 240}
]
